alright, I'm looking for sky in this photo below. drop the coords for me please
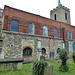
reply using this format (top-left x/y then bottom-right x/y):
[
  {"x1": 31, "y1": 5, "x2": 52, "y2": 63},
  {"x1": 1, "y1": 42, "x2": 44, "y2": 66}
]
[{"x1": 0, "y1": 0, "x2": 75, "y2": 26}]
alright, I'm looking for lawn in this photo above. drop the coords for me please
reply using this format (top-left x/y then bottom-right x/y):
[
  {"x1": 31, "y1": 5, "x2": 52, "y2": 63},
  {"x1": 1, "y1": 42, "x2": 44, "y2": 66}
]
[{"x1": 0, "y1": 60, "x2": 75, "y2": 75}]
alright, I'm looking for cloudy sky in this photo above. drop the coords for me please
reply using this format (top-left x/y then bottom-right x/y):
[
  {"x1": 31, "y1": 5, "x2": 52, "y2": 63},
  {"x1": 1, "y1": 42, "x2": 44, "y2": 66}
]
[{"x1": 0, "y1": 0, "x2": 75, "y2": 26}]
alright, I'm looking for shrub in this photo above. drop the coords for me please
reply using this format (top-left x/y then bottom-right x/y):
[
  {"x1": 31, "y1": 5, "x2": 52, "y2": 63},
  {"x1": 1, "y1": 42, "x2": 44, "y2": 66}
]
[
  {"x1": 72, "y1": 51, "x2": 75, "y2": 63},
  {"x1": 32, "y1": 61, "x2": 47, "y2": 75},
  {"x1": 59, "y1": 49, "x2": 69, "y2": 72}
]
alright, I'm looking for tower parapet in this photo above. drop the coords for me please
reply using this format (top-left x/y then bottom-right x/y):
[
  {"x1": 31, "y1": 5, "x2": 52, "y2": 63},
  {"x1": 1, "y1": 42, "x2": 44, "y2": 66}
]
[{"x1": 50, "y1": 4, "x2": 71, "y2": 25}]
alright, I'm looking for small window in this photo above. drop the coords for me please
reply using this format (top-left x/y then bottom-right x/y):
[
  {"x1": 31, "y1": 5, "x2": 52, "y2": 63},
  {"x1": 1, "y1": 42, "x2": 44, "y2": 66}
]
[
  {"x1": 54, "y1": 14, "x2": 57, "y2": 20},
  {"x1": 41, "y1": 48, "x2": 46, "y2": 54},
  {"x1": 65, "y1": 13, "x2": 67, "y2": 20},
  {"x1": 66, "y1": 41, "x2": 69, "y2": 52},
  {"x1": 23, "y1": 47, "x2": 32, "y2": 56},
  {"x1": 73, "y1": 42, "x2": 75, "y2": 51},
  {"x1": 57, "y1": 48, "x2": 60, "y2": 53}
]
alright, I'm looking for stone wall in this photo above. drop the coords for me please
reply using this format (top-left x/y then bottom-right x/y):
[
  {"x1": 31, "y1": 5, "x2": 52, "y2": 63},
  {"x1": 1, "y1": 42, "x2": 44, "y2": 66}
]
[
  {"x1": 2, "y1": 32, "x2": 74, "y2": 62},
  {"x1": 0, "y1": 62, "x2": 22, "y2": 71}
]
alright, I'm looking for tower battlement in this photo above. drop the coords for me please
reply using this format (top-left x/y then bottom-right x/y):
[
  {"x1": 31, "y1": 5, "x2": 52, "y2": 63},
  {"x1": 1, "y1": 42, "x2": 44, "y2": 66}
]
[{"x1": 50, "y1": 4, "x2": 71, "y2": 24}]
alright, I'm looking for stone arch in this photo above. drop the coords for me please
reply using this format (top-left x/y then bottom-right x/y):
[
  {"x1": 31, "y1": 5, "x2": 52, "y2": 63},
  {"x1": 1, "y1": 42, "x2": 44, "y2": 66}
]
[{"x1": 22, "y1": 46, "x2": 33, "y2": 57}]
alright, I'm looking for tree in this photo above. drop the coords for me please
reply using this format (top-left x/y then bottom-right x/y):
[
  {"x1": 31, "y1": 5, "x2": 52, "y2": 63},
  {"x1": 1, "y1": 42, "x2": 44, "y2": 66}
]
[{"x1": 59, "y1": 49, "x2": 69, "y2": 72}]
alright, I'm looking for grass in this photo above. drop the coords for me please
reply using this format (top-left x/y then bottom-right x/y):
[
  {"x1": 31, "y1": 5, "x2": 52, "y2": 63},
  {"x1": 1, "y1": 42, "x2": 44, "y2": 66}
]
[{"x1": 0, "y1": 59, "x2": 75, "y2": 75}]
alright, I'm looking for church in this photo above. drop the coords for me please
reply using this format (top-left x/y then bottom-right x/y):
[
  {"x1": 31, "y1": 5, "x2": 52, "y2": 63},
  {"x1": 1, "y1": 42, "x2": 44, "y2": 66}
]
[{"x1": 0, "y1": 1, "x2": 75, "y2": 62}]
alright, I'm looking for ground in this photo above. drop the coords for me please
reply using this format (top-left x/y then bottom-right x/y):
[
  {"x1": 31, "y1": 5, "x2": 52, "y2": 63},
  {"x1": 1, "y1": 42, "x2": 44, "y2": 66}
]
[{"x1": 0, "y1": 59, "x2": 75, "y2": 75}]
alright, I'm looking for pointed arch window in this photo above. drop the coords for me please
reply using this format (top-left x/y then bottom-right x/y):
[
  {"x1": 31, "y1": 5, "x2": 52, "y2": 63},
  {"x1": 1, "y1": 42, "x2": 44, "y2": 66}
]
[
  {"x1": 10, "y1": 20, "x2": 19, "y2": 32},
  {"x1": 43, "y1": 26, "x2": 48, "y2": 36},
  {"x1": 68, "y1": 31, "x2": 71, "y2": 39},
  {"x1": 28, "y1": 23, "x2": 35, "y2": 35},
  {"x1": 54, "y1": 28, "x2": 58, "y2": 38},
  {"x1": 66, "y1": 41, "x2": 69, "y2": 52},
  {"x1": 23, "y1": 47, "x2": 32, "y2": 56},
  {"x1": 73, "y1": 42, "x2": 75, "y2": 51}
]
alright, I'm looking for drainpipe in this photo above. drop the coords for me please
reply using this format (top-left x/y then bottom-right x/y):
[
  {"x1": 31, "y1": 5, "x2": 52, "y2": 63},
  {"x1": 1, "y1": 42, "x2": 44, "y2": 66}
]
[{"x1": 63, "y1": 27, "x2": 65, "y2": 49}]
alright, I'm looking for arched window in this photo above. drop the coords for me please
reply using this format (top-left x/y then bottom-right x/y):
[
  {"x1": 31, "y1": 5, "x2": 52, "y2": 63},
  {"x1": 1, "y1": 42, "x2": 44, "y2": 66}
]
[
  {"x1": 10, "y1": 20, "x2": 19, "y2": 32},
  {"x1": 28, "y1": 23, "x2": 35, "y2": 35},
  {"x1": 54, "y1": 28, "x2": 58, "y2": 38},
  {"x1": 23, "y1": 47, "x2": 32, "y2": 56},
  {"x1": 57, "y1": 48, "x2": 60, "y2": 53},
  {"x1": 68, "y1": 31, "x2": 71, "y2": 39},
  {"x1": 43, "y1": 26, "x2": 48, "y2": 36},
  {"x1": 66, "y1": 41, "x2": 69, "y2": 52},
  {"x1": 41, "y1": 48, "x2": 46, "y2": 54},
  {"x1": 73, "y1": 42, "x2": 75, "y2": 51}
]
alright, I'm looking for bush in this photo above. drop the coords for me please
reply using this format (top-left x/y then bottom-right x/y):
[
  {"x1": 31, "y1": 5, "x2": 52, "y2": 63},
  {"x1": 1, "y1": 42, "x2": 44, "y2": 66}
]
[
  {"x1": 32, "y1": 61, "x2": 47, "y2": 75},
  {"x1": 59, "y1": 49, "x2": 69, "y2": 72},
  {"x1": 72, "y1": 51, "x2": 75, "y2": 63}
]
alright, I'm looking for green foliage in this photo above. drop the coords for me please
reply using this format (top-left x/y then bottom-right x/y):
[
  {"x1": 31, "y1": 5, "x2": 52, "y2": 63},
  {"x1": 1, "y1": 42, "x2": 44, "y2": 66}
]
[
  {"x1": 59, "y1": 49, "x2": 69, "y2": 72},
  {"x1": 72, "y1": 51, "x2": 75, "y2": 63},
  {"x1": 59, "y1": 65, "x2": 69, "y2": 72},
  {"x1": 32, "y1": 61, "x2": 47, "y2": 75},
  {"x1": 40, "y1": 56, "x2": 45, "y2": 61},
  {"x1": 0, "y1": 60, "x2": 75, "y2": 75}
]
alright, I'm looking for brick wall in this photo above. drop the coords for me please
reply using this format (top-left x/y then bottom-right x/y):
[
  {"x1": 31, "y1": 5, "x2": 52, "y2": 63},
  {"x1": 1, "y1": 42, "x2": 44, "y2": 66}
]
[{"x1": 2, "y1": 5, "x2": 75, "y2": 40}]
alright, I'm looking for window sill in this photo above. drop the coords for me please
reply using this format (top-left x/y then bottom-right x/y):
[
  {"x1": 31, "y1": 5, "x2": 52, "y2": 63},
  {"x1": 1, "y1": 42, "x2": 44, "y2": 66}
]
[
  {"x1": 42, "y1": 53, "x2": 46, "y2": 55},
  {"x1": 23, "y1": 56, "x2": 32, "y2": 58}
]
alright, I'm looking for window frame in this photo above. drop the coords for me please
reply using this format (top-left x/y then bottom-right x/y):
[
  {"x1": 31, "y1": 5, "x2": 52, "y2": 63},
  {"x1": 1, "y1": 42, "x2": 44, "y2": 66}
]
[
  {"x1": 23, "y1": 47, "x2": 32, "y2": 56},
  {"x1": 41, "y1": 48, "x2": 46, "y2": 54},
  {"x1": 10, "y1": 19, "x2": 19, "y2": 32},
  {"x1": 43, "y1": 26, "x2": 48, "y2": 37},
  {"x1": 66, "y1": 41, "x2": 69, "y2": 52},
  {"x1": 54, "y1": 28, "x2": 58, "y2": 38},
  {"x1": 28, "y1": 23, "x2": 35, "y2": 35},
  {"x1": 68, "y1": 31, "x2": 72, "y2": 40},
  {"x1": 73, "y1": 42, "x2": 75, "y2": 51},
  {"x1": 65, "y1": 13, "x2": 67, "y2": 20},
  {"x1": 54, "y1": 14, "x2": 57, "y2": 20}
]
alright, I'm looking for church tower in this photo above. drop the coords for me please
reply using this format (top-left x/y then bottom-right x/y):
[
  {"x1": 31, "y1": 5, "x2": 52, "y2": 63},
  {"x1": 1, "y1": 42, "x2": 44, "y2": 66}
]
[{"x1": 50, "y1": 0, "x2": 71, "y2": 24}]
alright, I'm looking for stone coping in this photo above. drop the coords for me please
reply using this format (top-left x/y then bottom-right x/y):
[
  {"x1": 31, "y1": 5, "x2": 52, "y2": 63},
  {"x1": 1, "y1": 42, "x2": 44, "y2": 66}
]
[
  {"x1": 0, "y1": 58, "x2": 23, "y2": 63},
  {"x1": 0, "y1": 37, "x2": 4, "y2": 41}
]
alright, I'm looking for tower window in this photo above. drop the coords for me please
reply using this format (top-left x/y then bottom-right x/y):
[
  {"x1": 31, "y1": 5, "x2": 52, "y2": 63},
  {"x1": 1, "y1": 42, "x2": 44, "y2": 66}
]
[
  {"x1": 65, "y1": 13, "x2": 67, "y2": 20},
  {"x1": 54, "y1": 14, "x2": 57, "y2": 20}
]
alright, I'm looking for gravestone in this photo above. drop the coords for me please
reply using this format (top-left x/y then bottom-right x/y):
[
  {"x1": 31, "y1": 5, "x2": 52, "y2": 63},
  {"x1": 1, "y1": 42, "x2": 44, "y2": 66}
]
[
  {"x1": 44, "y1": 62, "x2": 53, "y2": 75},
  {"x1": 0, "y1": 58, "x2": 23, "y2": 71}
]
